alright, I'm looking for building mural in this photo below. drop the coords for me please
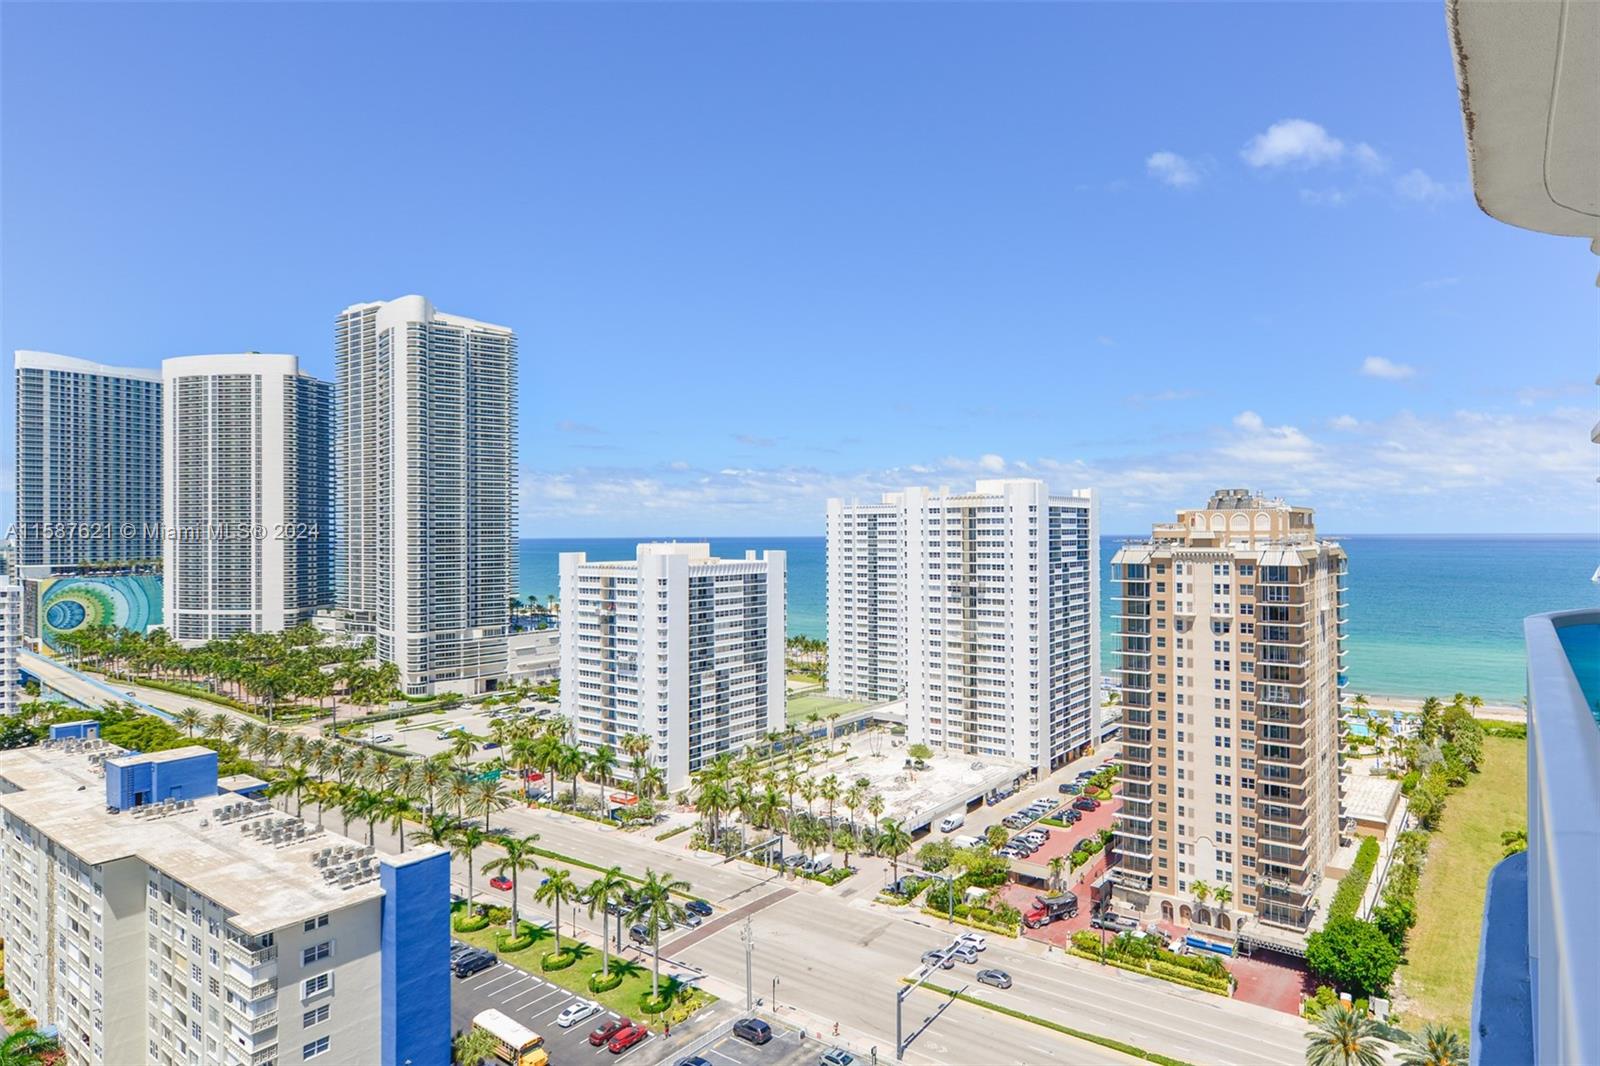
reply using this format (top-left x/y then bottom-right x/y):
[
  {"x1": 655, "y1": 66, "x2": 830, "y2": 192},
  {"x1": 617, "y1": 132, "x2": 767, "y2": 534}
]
[{"x1": 31, "y1": 573, "x2": 163, "y2": 651}]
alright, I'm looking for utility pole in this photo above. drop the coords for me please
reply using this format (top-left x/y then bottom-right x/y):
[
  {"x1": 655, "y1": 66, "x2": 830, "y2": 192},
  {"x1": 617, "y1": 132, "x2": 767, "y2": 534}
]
[{"x1": 741, "y1": 916, "x2": 755, "y2": 1013}]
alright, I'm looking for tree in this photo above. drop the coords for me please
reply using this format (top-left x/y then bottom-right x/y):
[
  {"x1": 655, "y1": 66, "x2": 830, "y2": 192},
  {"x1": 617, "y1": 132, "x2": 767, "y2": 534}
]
[
  {"x1": 866, "y1": 792, "x2": 885, "y2": 834},
  {"x1": 628, "y1": 868, "x2": 690, "y2": 1000},
  {"x1": 342, "y1": 788, "x2": 383, "y2": 847},
  {"x1": 472, "y1": 776, "x2": 509, "y2": 831},
  {"x1": 409, "y1": 812, "x2": 457, "y2": 851},
  {"x1": 176, "y1": 706, "x2": 203, "y2": 737},
  {"x1": 453, "y1": 1026, "x2": 498, "y2": 1066},
  {"x1": 1047, "y1": 855, "x2": 1067, "y2": 892},
  {"x1": 452, "y1": 826, "x2": 487, "y2": 910},
  {"x1": 382, "y1": 794, "x2": 417, "y2": 852},
  {"x1": 558, "y1": 744, "x2": 587, "y2": 806},
  {"x1": 535, "y1": 867, "x2": 578, "y2": 951},
  {"x1": 985, "y1": 824, "x2": 1009, "y2": 850},
  {"x1": 906, "y1": 743, "x2": 933, "y2": 767},
  {"x1": 484, "y1": 833, "x2": 541, "y2": 933},
  {"x1": 1191, "y1": 879, "x2": 1211, "y2": 905},
  {"x1": 588, "y1": 745, "x2": 618, "y2": 789},
  {"x1": 1304, "y1": 1003, "x2": 1386, "y2": 1066},
  {"x1": 585, "y1": 866, "x2": 631, "y2": 979},
  {"x1": 0, "y1": 1029, "x2": 59, "y2": 1066},
  {"x1": 1396, "y1": 1023, "x2": 1468, "y2": 1066},
  {"x1": 1305, "y1": 917, "x2": 1400, "y2": 1000},
  {"x1": 877, "y1": 818, "x2": 913, "y2": 881},
  {"x1": 1372, "y1": 897, "x2": 1417, "y2": 951}
]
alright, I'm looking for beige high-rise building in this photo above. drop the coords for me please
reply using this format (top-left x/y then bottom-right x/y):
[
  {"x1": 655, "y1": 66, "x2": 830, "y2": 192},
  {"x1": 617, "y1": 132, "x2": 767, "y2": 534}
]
[{"x1": 1110, "y1": 489, "x2": 1347, "y2": 937}]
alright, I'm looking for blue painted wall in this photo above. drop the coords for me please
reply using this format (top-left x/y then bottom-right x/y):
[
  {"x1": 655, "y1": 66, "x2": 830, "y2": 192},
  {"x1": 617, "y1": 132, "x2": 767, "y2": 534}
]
[
  {"x1": 380, "y1": 850, "x2": 451, "y2": 1066},
  {"x1": 48, "y1": 721, "x2": 99, "y2": 741},
  {"x1": 105, "y1": 750, "x2": 218, "y2": 810}
]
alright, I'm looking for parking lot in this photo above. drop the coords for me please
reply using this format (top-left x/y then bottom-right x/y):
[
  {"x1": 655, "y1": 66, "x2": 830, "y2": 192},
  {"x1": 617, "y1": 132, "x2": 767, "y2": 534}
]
[
  {"x1": 675, "y1": 1019, "x2": 864, "y2": 1066},
  {"x1": 451, "y1": 951, "x2": 656, "y2": 1064}
]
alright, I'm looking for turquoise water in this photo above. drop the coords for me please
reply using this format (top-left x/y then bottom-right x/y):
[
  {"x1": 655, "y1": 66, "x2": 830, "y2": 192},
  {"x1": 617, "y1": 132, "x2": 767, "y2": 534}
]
[
  {"x1": 1556, "y1": 623, "x2": 1600, "y2": 725},
  {"x1": 517, "y1": 534, "x2": 1599, "y2": 705}
]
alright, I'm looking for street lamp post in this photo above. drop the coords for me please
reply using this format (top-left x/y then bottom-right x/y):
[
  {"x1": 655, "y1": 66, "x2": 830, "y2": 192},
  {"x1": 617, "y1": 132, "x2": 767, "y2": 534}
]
[{"x1": 772, "y1": 975, "x2": 779, "y2": 1011}]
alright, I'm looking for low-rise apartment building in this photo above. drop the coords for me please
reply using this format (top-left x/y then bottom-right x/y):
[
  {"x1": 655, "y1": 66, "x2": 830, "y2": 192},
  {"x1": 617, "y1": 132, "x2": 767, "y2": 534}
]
[
  {"x1": 0, "y1": 736, "x2": 448, "y2": 1066},
  {"x1": 1110, "y1": 489, "x2": 1347, "y2": 937},
  {"x1": 559, "y1": 543, "x2": 785, "y2": 792}
]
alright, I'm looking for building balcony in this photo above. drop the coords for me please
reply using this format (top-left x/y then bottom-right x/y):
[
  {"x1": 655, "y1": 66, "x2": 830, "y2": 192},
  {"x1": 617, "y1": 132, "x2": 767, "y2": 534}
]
[
  {"x1": 1475, "y1": 608, "x2": 1600, "y2": 1066},
  {"x1": 225, "y1": 999, "x2": 278, "y2": 1035}
]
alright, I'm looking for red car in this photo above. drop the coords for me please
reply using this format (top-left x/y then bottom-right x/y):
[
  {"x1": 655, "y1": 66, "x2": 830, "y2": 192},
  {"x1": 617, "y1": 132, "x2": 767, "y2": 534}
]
[
  {"x1": 489, "y1": 875, "x2": 513, "y2": 891},
  {"x1": 589, "y1": 1017, "x2": 632, "y2": 1047},
  {"x1": 607, "y1": 1024, "x2": 649, "y2": 1054}
]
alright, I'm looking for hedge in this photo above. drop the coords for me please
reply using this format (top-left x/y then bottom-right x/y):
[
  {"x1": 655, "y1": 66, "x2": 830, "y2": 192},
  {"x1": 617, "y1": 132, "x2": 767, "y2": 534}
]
[
  {"x1": 589, "y1": 971, "x2": 625, "y2": 993},
  {"x1": 910, "y1": 981, "x2": 1194, "y2": 1066},
  {"x1": 921, "y1": 905, "x2": 1019, "y2": 937},
  {"x1": 1329, "y1": 836, "x2": 1381, "y2": 921},
  {"x1": 540, "y1": 950, "x2": 578, "y2": 971},
  {"x1": 1067, "y1": 949, "x2": 1231, "y2": 995},
  {"x1": 655, "y1": 825, "x2": 691, "y2": 842}
]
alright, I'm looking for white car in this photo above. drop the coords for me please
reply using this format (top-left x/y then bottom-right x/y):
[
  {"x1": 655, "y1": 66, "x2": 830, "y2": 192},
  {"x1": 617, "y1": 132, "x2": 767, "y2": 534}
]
[
  {"x1": 556, "y1": 999, "x2": 602, "y2": 1028},
  {"x1": 372, "y1": 734, "x2": 395, "y2": 744},
  {"x1": 957, "y1": 933, "x2": 988, "y2": 952}
]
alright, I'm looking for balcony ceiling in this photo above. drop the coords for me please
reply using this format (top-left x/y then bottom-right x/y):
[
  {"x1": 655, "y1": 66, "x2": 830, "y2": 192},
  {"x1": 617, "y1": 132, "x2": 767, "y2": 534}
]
[{"x1": 1448, "y1": 0, "x2": 1600, "y2": 238}]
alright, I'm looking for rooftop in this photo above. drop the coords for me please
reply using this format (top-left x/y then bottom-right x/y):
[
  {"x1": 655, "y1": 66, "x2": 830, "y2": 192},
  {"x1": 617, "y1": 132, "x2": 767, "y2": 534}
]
[{"x1": 0, "y1": 743, "x2": 432, "y2": 936}]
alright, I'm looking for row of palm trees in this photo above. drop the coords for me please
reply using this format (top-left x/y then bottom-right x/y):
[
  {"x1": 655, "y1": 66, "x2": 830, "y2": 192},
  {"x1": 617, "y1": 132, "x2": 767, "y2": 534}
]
[{"x1": 1305, "y1": 1002, "x2": 1466, "y2": 1066}]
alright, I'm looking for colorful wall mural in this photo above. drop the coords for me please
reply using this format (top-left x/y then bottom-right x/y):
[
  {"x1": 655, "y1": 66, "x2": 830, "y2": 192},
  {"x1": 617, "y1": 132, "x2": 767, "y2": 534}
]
[{"x1": 36, "y1": 573, "x2": 163, "y2": 651}]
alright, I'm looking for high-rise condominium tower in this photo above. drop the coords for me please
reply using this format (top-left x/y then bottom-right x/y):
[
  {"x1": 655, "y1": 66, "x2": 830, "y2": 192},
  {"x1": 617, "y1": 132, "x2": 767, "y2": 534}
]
[
  {"x1": 162, "y1": 355, "x2": 332, "y2": 643},
  {"x1": 559, "y1": 544, "x2": 786, "y2": 792},
  {"x1": 336, "y1": 296, "x2": 517, "y2": 696},
  {"x1": 825, "y1": 497, "x2": 904, "y2": 703},
  {"x1": 828, "y1": 479, "x2": 1099, "y2": 776},
  {"x1": 0, "y1": 583, "x2": 18, "y2": 717},
  {"x1": 13, "y1": 352, "x2": 162, "y2": 572},
  {"x1": 1110, "y1": 489, "x2": 1347, "y2": 937}
]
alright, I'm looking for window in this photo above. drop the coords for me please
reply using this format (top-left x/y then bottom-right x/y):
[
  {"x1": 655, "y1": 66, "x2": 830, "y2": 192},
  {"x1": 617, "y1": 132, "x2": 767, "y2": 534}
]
[
  {"x1": 301, "y1": 973, "x2": 331, "y2": 1000},
  {"x1": 302, "y1": 1037, "x2": 330, "y2": 1060},
  {"x1": 303, "y1": 1005, "x2": 329, "y2": 1028},
  {"x1": 302, "y1": 941, "x2": 333, "y2": 966},
  {"x1": 303, "y1": 915, "x2": 329, "y2": 933}
]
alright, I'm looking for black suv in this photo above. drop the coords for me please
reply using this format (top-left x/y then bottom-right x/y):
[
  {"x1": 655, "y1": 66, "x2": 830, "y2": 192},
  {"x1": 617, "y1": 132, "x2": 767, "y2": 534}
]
[
  {"x1": 452, "y1": 949, "x2": 495, "y2": 978},
  {"x1": 733, "y1": 1018, "x2": 773, "y2": 1045},
  {"x1": 686, "y1": 899, "x2": 714, "y2": 917}
]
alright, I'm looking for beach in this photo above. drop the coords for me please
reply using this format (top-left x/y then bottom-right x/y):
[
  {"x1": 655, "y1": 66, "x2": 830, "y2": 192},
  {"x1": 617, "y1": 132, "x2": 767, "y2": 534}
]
[{"x1": 1346, "y1": 691, "x2": 1526, "y2": 722}]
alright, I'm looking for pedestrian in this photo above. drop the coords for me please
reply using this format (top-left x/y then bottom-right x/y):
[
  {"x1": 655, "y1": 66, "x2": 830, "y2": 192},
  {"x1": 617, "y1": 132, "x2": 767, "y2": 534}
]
[{"x1": 664, "y1": 1021, "x2": 670, "y2": 1038}]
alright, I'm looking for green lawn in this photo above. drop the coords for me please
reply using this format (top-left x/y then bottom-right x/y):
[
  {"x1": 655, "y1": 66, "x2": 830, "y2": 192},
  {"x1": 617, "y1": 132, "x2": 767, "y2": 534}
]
[
  {"x1": 786, "y1": 691, "x2": 871, "y2": 726},
  {"x1": 451, "y1": 910, "x2": 711, "y2": 1025},
  {"x1": 1399, "y1": 735, "x2": 1526, "y2": 1032}
]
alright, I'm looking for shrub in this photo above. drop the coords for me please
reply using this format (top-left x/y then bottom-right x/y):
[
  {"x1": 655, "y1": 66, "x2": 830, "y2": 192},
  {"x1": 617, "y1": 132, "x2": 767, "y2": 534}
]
[
  {"x1": 1328, "y1": 837, "x2": 1381, "y2": 921},
  {"x1": 452, "y1": 913, "x2": 490, "y2": 933},
  {"x1": 540, "y1": 950, "x2": 577, "y2": 972},
  {"x1": 637, "y1": 992, "x2": 673, "y2": 1014},
  {"x1": 1302, "y1": 985, "x2": 1339, "y2": 1020},
  {"x1": 589, "y1": 971, "x2": 625, "y2": 993}
]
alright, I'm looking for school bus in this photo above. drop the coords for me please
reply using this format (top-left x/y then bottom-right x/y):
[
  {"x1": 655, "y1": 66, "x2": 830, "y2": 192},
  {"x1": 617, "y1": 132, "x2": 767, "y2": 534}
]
[{"x1": 473, "y1": 1008, "x2": 549, "y2": 1066}]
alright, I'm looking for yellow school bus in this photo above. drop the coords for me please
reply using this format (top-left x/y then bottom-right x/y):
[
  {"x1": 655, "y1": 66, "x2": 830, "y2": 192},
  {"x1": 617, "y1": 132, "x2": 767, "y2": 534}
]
[{"x1": 473, "y1": 1008, "x2": 549, "y2": 1066}]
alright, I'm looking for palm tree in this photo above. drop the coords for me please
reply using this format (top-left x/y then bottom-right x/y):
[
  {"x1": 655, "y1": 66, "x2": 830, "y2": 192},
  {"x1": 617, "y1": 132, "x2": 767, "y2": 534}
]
[
  {"x1": 640, "y1": 765, "x2": 666, "y2": 803},
  {"x1": 818, "y1": 774, "x2": 841, "y2": 823},
  {"x1": 409, "y1": 812, "x2": 457, "y2": 851},
  {"x1": 534, "y1": 868, "x2": 577, "y2": 952},
  {"x1": 1304, "y1": 1003, "x2": 1386, "y2": 1066},
  {"x1": 877, "y1": 818, "x2": 912, "y2": 882},
  {"x1": 693, "y1": 774, "x2": 731, "y2": 844},
  {"x1": 1212, "y1": 884, "x2": 1233, "y2": 921},
  {"x1": 557, "y1": 744, "x2": 587, "y2": 806},
  {"x1": 1396, "y1": 1023, "x2": 1468, "y2": 1066},
  {"x1": 585, "y1": 867, "x2": 631, "y2": 979},
  {"x1": 866, "y1": 792, "x2": 885, "y2": 835},
  {"x1": 449, "y1": 732, "x2": 477, "y2": 772},
  {"x1": 446, "y1": 771, "x2": 475, "y2": 822},
  {"x1": 203, "y1": 712, "x2": 232, "y2": 744},
  {"x1": 453, "y1": 1026, "x2": 498, "y2": 1066},
  {"x1": 1191, "y1": 879, "x2": 1212, "y2": 907},
  {"x1": 588, "y1": 745, "x2": 618, "y2": 790},
  {"x1": 452, "y1": 826, "x2": 487, "y2": 910},
  {"x1": 177, "y1": 706, "x2": 203, "y2": 737},
  {"x1": 1047, "y1": 855, "x2": 1067, "y2": 892},
  {"x1": 484, "y1": 833, "x2": 542, "y2": 933},
  {"x1": 268, "y1": 765, "x2": 312, "y2": 816},
  {"x1": 382, "y1": 794, "x2": 417, "y2": 852},
  {"x1": 472, "y1": 777, "x2": 509, "y2": 831},
  {"x1": 0, "y1": 1028, "x2": 59, "y2": 1066},
  {"x1": 343, "y1": 789, "x2": 383, "y2": 847},
  {"x1": 628, "y1": 868, "x2": 690, "y2": 1000}
]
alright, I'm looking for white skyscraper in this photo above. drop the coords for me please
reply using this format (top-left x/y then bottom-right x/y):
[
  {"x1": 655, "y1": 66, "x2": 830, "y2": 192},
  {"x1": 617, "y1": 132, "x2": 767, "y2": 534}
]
[
  {"x1": 0, "y1": 584, "x2": 19, "y2": 718},
  {"x1": 12, "y1": 351, "x2": 162, "y2": 572},
  {"x1": 559, "y1": 544, "x2": 786, "y2": 792},
  {"x1": 162, "y1": 355, "x2": 333, "y2": 643},
  {"x1": 825, "y1": 496, "x2": 904, "y2": 703},
  {"x1": 336, "y1": 297, "x2": 517, "y2": 696},
  {"x1": 828, "y1": 479, "x2": 1098, "y2": 777}
]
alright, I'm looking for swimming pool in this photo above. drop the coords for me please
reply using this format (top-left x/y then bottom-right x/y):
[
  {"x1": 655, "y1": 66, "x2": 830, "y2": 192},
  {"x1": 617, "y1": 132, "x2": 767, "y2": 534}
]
[{"x1": 1555, "y1": 621, "x2": 1600, "y2": 726}]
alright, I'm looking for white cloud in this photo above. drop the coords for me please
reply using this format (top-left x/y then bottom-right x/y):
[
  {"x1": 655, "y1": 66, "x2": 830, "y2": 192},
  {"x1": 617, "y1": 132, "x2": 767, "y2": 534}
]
[
  {"x1": 1395, "y1": 168, "x2": 1466, "y2": 204},
  {"x1": 1361, "y1": 356, "x2": 1417, "y2": 381},
  {"x1": 1146, "y1": 151, "x2": 1201, "y2": 188},
  {"x1": 1299, "y1": 188, "x2": 1349, "y2": 207},
  {"x1": 1352, "y1": 143, "x2": 1387, "y2": 174},
  {"x1": 1241, "y1": 120, "x2": 1348, "y2": 168},
  {"x1": 1233, "y1": 410, "x2": 1264, "y2": 431},
  {"x1": 979, "y1": 453, "x2": 1007, "y2": 473},
  {"x1": 1330, "y1": 414, "x2": 1361, "y2": 430}
]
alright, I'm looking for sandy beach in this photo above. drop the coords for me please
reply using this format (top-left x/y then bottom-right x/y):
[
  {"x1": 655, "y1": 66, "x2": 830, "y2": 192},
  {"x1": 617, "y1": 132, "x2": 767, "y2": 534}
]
[{"x1": 1345, "y1": 691, "x2": 1526, "y2": 722}]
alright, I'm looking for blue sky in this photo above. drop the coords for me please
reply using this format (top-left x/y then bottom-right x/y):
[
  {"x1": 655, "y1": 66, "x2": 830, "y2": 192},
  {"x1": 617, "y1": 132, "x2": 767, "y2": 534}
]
[{"x1": 3, "y1": 3, "x2": 1594, "y2": 536}]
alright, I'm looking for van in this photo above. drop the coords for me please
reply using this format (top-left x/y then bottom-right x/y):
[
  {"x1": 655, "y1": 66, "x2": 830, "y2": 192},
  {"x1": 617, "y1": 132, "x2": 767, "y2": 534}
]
[
  {"x1": 951, "y1": 835, "x2": 982, "y2": 850},
  {"x1": 808, "y1": 853, "x2": 834, "y2": 873},
  {"x1": 938, "y1": 812, "x2": 966, "y2": 833}
]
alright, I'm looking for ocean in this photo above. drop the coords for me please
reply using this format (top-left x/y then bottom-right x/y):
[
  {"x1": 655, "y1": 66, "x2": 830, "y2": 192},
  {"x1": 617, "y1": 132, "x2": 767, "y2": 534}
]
[{"x1": 518, "y1": 535, "x2": 1600, "y2": 706}]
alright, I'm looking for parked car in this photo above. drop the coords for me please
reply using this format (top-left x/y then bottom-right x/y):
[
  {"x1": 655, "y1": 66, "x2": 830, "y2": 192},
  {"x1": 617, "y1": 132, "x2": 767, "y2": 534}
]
[
  {"x1": 820, "y1": 1048, "x2": 857, "y2": 1066},
  {"x1": 558, "y1": 999, "x2": 603, "y2": 1028},
  {"x1": 589, "y1": 1018, "x2": 633, "y2": 1047},
  {"x1": 976, "y1": 968, "x2": 1013, "y2": 989},
  {"x1": 608, "y1": 1024, "x2": 649, "y2": 1054},
  {"x1": 681, "y1": 911, "x2": 703, "y2": 928},
  {"x1": 783, "y1": 854, "x2": 808, "y2": 868},
  {"x1": 676, "y1": 1059, "x2": 714, "y2": 1066},
  {"x1": 1073, "y1": 797, "x2": 1101, "y2": 811},
  {"x1": 1064, "y1": 809, "x2": 1082, "y2": 824},
  {"x1": 956, "y1": 932, "x2": 988, "y2": 952},
  {"x1": 733, "y1": 1018, "x2": 773, "y2": 1045},
  {"x1": 996, "y1": 846, "x2": 1023, "y2": 859},
  {"x1": 686, "y1": 899, "x2": 714, "y2": 917},
  {"x1": 451, "y1": 950, "x2": 495, "y2": 978},
  {"x1": 920, "y1": 950, "x2": 956, "y2": 970},
  {"x1": 489, "y1": 875, "x2": 513, "y2": 891},
  {"x1": 629, "y1": 923, "x2": 651, "y2": 944},
  {"x1": 1058, "y1": 782, "x2": 1080, "y2": 794},
  {"x1": 372, "y1": 733, "x2": 395, "y2": 744}
]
